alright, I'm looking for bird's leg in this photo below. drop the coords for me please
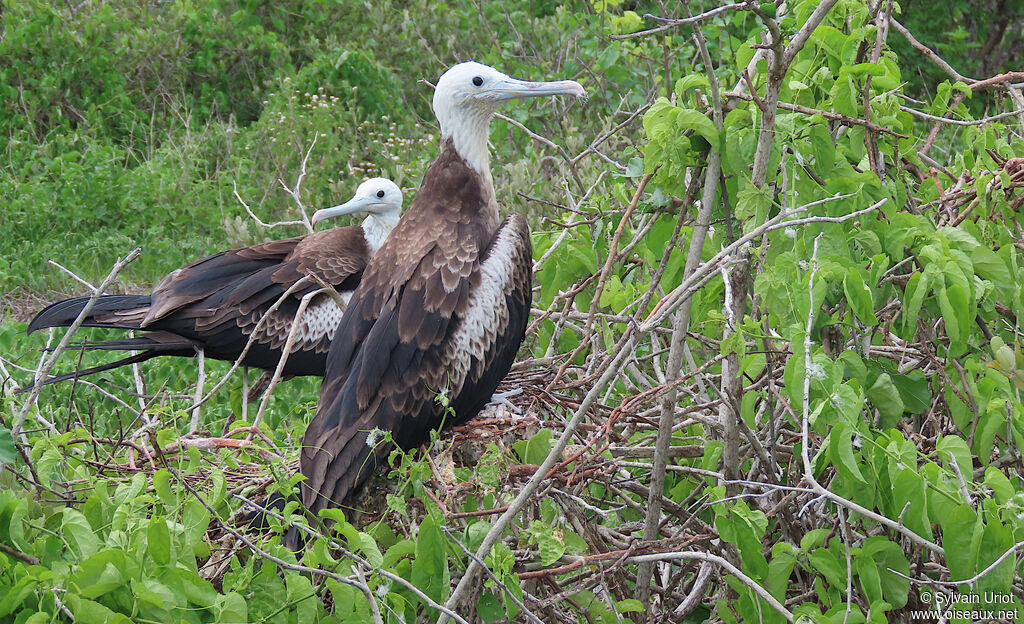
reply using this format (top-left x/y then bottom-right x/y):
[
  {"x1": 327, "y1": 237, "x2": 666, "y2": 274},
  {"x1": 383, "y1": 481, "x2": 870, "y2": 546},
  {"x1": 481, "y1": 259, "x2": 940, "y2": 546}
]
[
  {"x1": 189, "y1": 347, "x2": 206, "y2": 435},
  {"x1": 489, "y1": 388, "x2": 523, "y2": 412},
  {"x1": 247, "y1": 371, "x2": 274, "y2": 403},
  {"x1": 241, "y1": 367, "x2": 249, "y2": 421}
]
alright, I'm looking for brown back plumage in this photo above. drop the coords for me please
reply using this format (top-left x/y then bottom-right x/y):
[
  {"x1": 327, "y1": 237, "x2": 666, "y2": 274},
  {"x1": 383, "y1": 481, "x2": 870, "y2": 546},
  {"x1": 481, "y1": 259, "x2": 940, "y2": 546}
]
[
  {"x1": 27, "y1": 225, "x2": 374, "y2": 381},
  {"x1": 299, "y1": 141, "x2": 532, "y2": 514}
]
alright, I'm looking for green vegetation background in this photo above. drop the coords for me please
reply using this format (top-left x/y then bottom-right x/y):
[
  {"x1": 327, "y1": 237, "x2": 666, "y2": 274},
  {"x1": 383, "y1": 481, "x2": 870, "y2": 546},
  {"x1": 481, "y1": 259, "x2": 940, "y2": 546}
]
[{"x1": 3, "y1": 0, "x2": 1024, "y2": 623}]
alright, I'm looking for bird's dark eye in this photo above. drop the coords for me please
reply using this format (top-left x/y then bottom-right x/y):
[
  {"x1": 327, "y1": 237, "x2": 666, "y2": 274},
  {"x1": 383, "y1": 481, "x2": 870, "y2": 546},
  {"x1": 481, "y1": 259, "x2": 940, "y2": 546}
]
[
  {"x1": 472, "y1": 76, "x2": 484, "y2": 87},
  {"x1": 376, "y1": 190, "x2": 385, "y2": 198}
]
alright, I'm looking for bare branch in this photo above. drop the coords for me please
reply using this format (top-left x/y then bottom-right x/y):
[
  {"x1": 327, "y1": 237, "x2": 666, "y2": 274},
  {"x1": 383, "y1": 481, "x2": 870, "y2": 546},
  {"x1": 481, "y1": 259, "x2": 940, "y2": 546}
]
[
  {"x1": 14, "y1": 247, "x2": 141, "y2": 438},
  {"x1": 609, "y1": 3, "x2": 750, "y2": 40}
]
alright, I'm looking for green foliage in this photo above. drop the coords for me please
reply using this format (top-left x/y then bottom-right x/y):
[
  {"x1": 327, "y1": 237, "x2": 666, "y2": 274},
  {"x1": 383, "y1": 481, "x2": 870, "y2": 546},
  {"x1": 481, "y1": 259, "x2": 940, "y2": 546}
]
[{"x1": 4, "y1": 0, "x2": 1024, "y2": 621}]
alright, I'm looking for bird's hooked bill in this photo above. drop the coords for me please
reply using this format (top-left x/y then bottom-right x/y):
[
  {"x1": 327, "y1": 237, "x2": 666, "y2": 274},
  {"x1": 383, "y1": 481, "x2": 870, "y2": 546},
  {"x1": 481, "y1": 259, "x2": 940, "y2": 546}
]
[
  {"x1": 312, "y1": 198, "x2": 373, "y2": 226},
  {"x1": 487, "y1": 76, "x2": 585, "y2": 101}
]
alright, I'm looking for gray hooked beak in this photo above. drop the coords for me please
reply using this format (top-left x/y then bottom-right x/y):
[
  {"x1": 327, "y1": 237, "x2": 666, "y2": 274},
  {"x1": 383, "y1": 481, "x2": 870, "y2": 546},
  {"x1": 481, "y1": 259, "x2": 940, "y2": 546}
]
[
  {"x1": 311, "y1": 197, "x2": 376, "y2": 226},
  {"x1": 488, "y1": 77, "x2": 585, "y2": 102}
]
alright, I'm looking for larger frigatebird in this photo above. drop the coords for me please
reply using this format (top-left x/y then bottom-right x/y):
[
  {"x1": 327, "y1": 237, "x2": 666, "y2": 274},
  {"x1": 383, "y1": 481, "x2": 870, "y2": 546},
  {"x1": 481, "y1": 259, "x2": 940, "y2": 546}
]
[{"x1": 300, "y1": 62, "x2": 584, "y2": 516}]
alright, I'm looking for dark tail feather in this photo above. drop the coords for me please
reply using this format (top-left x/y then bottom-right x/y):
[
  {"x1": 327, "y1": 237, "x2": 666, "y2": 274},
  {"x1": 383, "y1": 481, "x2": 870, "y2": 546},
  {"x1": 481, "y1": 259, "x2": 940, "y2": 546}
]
[
  {"x1": 27, "y1": 295, "x2": 152, "y2": 335},
  {"x1": 15, "y1": 350, "x2": 166, "y2": 393},
  {"x1": 53, "y1": 335, "x2": 197, "y2": 353}
]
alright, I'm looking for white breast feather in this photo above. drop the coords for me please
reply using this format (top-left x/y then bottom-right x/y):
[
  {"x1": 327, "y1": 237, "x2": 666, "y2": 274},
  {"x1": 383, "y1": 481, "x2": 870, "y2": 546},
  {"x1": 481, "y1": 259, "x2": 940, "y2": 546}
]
[
  {"x1": 440, "y1": 223, "x2": 521, "y2": 393},
  {"x1": 248, "y1": 292, "x2": 351, "y2": 353},
  {"x1": 362, "y1": 215, "x2": 396, "y2": 254}
]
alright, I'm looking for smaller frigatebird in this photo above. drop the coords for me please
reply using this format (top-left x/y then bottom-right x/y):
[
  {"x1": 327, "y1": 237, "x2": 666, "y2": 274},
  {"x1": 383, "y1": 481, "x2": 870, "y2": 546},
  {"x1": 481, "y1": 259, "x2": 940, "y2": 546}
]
[{"x1": 25, "y1": 178, "x2": 403, "y2": 388}]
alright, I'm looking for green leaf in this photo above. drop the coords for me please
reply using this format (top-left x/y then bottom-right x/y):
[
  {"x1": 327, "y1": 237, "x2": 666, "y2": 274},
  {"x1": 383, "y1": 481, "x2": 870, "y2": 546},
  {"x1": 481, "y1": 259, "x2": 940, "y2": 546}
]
[
  {"x1": 844, "y1": 62, "x2": 885, "y2": 78},
  {"x1": 625, "y1": 157, "x2": 644, "y2": 178},
  {"x1": 514, "y1": 429, "x2": 552, "y2": 466},
  {"x1": 0, "y1": 427, "x2": 15, "y2": 467},
  {"x1": 801, "y1": 529, "x2": 830, "y2": 552},
  {"x1": 617, "y1": 599, "x2": 644, "y2": 613},
  {"x1": 286, "y1": 574, "x2": 318, "y2": 624},
  {"x1": 412, "y1": 515, "x2": 449, "y2": 605},
  {"x1": 596, "y1": 45, "x2": 620, "y2": 71},
  {"x1": 182, "y1": 498, "x2": 211, "y2": 550},
  {"x1": 674, "y1": 108, "x2": 720, "y2": 149},
  {"x1": 62, "y1": 508, "x2": 101, "y2": 559},
  {"x1": 530, "y1": 521, "x2": 566, "y2": 566},
  {"x1": 215, "y1": 592, "x2": 248, "y2": 624},
  {"x1": 901, "y1": 271, "x2": 928, "y2": 337},
  {"x1": 889, "y1": 373, "x2": 931, "y2": 414},
  {"x1": 767, "y1": 543, "x2": 796, "y2": 600},
  {"x1": 830, "y1": 383, "x2": 863, "y2": 425},
  {"x1": 974, "y1": 403, "x2": 1006, "y2": 465},
  {"x1": 147, "y1": 516, "x2": 172, "y2": 565},
  {"x1": 72, "y1": 550, "x2": 130, "y2": 599},
  {"x1": 854, "y1": 553, "x2": 882, "y2": 604},
  {"x1": 892, "y1": 469, "x2": 932, "y2": 541},
  {"x1": 860, "y1": 537, "x2": 910, "y2": 608},
  {"x1": 977, "y1": 519, "x2": 1014, "y2": 596},
  {"x1": 477, "y1": 591, "x2": 505, "y2": 622},
  {"x1": 152, "y1": 468, "x2": 177, "y2": 510},
  {"x1": 940, "y1": 504, "x2": 980, "y2": 581},
  {"x1": 936, "y1": 283, "x2": 965, "y2": 350},
  {"x1": 355, "y1": 531, "x2": 384, "y2": 568},
  {"x1": 936, "y1": 436, "x2": 973, "y2": 484},
  {"x1": 675, "y1": 73, "x2": 710, "y2": 99},
  {"x1": 63, "y1": 595, "x2": 131, "y2": 624},
  {"x1": 843, "y1": 269, "x2": 878, "y2": 325},
  {"x1": 971, "y1": 246, "x2": 1011, "y2": 287},
  {"x1": 209, "y1": 469, "x2": 226, "y2": 507},
  {"x1": 830, "y1": 422, "x2": 866, "y2": 484},
  {"x1": 866, "y1": 374, "x2": 904, "y2": 427},
  {"x1": 808, "y1": 547, "x2": 845, "y2": 588},
  {"x1": 0, "y1": 577, "x2": 36, "y2": 617},
  {"x1": 983, "y1": 467, "x2": 1014, "y2": 503},
  {"x1": 736, "y1": 180, "x2": 773, "y2": 223}
]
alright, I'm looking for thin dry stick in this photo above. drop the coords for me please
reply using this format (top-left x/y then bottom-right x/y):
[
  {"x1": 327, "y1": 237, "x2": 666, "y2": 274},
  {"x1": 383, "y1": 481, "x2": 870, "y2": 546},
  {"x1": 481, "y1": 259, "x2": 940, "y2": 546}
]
[
  {"x1": 278, "y1": 132, "x2": 319, "y2": 232},
  {"x1": 587, "y1": 173, "x2": 653, "y2": 334},
  {"x1": 639, "y1": 10, "x2": 728, "y2": 603},
  {"x1": 437, "y1": 334, "x2": 638, "y2": 624},
  {"x1": 609, "y1": 3, "x2": 750, "y2": 40},
  {"x1": 494, "y1": 112, "x2": 586, "y2": 193},
  {"x1": 13, "y1": 247, "x2": 142, "y2": 438},
  {"x1": 891, "y1": 540, "x2": 1024, "y2": 587},
  {"x1": 695, "y1": 0, "x2": 742, "y2": 489},
  {"x1": 802, "y1": 236, "x2": 944, "y2": 555},
  {"x1": 838, "y1": 506, "x2": 854, "y2": 624},
  {"x1": 532, "y1": 171, "x2": 607, "y2": 273},
  {"x1": 571, "y1": 104, "x2": 651, "y2": 165},
  {"x1": 889, "y1": 18, "x2": 971, "y2": 83},
  {"x1": 628, "y1": 551, "x2": 793, "y2": 621},
  {"x1": 672, "y1": 562, "x2": 714, "y2": 618},
  {"x1": 184, "y1": 276, "x2": 314, "y2": 412},
  {"x1": 642, "y1": 196, "x2": 882, "y2": 331},
  {"x1": 128, "y1": 331, "x2": 150, "y2": 423},
  {"x1": 442, "y1": 528, "x2": 545, "y2": 624},
  {"x1": 234, "y1": 494, "x2": 472, "y2": 624},
  {"x1": 170, "y1": 471, "x2": 385, "y2": 624},
  {"x1": 899, "y1": 106, "x2": 1024, "y2": 126},
  {"x1": 241, "y1": 367, "x2": 249, "y2": 421},
  {"x1": 722, "y1": 91, "x2": 909, "y2": 138},
  {"x1": 253, "y1": 287, "x2": 332, "y2": 429},
  {"x1": 233, "y1": 180, "x2": 309, "y2": 231},
  {"x1": 47, "y1": 260, "x2": 96, "y2": 290}
]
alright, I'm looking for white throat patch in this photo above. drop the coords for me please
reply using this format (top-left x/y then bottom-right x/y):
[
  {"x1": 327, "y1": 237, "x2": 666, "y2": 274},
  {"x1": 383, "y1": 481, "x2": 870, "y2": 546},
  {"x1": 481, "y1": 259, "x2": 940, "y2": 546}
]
[{"x1": 361, "y1": 213, "x2": 397, "y2": 254}]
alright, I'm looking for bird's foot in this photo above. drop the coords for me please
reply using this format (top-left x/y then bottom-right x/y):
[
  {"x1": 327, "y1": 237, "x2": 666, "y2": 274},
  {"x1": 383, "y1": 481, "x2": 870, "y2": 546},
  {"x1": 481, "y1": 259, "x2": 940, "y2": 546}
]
[{"x1": 489, "y1": 388, "x2": 523, "y2": 412}]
